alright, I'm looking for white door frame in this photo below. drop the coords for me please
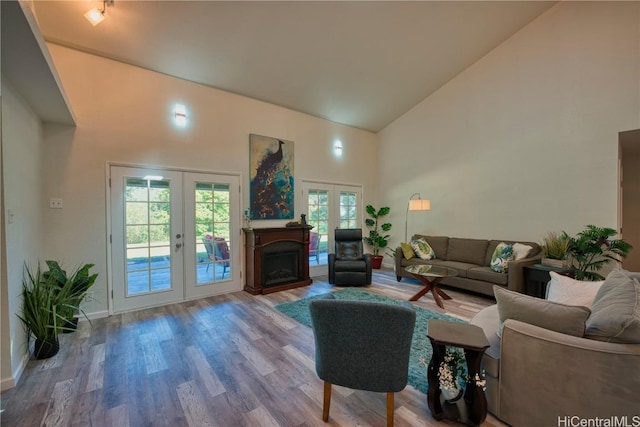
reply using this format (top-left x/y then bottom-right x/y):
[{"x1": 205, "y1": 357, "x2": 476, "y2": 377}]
[
  {"x1": 106, "y1": 163, "x2": 243, "y2": 314},
  {"x1": 301, "y1": 180, "x2": 363, "y2": 277}
]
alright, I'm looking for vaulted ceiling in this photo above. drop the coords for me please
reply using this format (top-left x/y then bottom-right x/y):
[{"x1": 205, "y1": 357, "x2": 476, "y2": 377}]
[{"x1": 32, "y1": 1, "x2": 556, "y2": 132}]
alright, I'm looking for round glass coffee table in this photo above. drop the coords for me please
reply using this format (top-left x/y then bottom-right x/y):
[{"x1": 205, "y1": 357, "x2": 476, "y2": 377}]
[{"x1": 404, "y1": 264, "x2": 459, "y2": 308}]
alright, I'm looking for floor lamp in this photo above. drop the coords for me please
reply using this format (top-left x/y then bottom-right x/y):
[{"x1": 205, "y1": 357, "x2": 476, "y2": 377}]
[{"x1": 405, "y1": 193, "x2": 431, "y2": 242}]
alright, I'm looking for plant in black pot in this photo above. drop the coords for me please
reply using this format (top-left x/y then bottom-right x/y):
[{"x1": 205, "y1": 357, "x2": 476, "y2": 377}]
[
  {"x1": 44, "y1": 261, "x2": 98, "y2": 332},
  {"x1": 17, "y1": 264, "x2": 68, "y2": 359},
  {"x1": 565, "y1": 225, "x2": 632, "y2": 280},
  {"x1": 364, "y1": 205, "x2": 392, "y2": 269}
]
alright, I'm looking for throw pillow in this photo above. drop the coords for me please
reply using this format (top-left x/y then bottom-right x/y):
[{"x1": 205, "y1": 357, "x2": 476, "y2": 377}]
[
  {"x1": 400, "y1": 243, "x2": 416, "y2": 260},
  {"x1": 585, "y1": 269, "x2": 640, "y2": 343},
  {"x1": 546, "y1": 272, "x2": 603, "y2": 307},
  {"x1": 494, "y1": 286, "x2": 591, "y2": 337},
  {"x1": 490, "y1": 242, "x2": 514, "y2": 273},
  {"x1": 512, "y1": 243, "x2": 533, "y2": 260},
  {"x1": 411, "y1": 238, "x2": 435, "y2": 260}
]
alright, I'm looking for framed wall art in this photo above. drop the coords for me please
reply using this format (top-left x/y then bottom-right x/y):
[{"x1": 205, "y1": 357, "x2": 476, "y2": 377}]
[{"x1": 249, "y1": 134, "x2": 294, "y2": 220}]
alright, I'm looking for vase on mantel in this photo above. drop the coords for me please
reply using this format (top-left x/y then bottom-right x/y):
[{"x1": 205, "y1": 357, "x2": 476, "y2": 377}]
[{"x1": 541, "y1": 257, "x2": 570, "y2": 269}]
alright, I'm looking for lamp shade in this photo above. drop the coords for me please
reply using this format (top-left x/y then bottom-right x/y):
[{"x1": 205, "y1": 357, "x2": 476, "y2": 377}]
[{"x1": 409, "y1": 199, "x2": 431, "y2": 211}]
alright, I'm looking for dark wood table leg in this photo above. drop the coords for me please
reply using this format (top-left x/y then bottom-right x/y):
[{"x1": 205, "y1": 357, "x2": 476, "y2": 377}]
[
  {"x1": 409, "y1": 275, "x2": 449, "y2": 308},
  {"x1": 427, "y1": 338, "x2": 445, "y2": 420},
  {"x1": 409, "y1": 283, "x2": 433, "y2": 301},
  {"x1": 463, "y1": 348, "x2": 488, "y2": 426}
]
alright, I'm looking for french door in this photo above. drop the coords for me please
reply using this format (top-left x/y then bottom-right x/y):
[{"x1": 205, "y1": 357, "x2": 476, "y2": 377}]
[
  {"x1": 302, "y1": 181, "x2": 362, "y2": 276},
  {"x1": 110, "y1": 166, "x2": 240, "y2": 313}
]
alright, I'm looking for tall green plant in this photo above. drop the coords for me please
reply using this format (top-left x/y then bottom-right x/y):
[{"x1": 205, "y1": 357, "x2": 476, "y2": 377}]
[
  {"x1": 565, "y1": 225, "x2": 632, "y2": 280},
  {"x1": 17, "y1": 264, "x2": 67, "y2": 342},
  {"x1": 363, "y1": 205, "x2": 392, "y2": 256},
  {"x1": 44, "y1": 261, "x2": 97, "y2": 324}
]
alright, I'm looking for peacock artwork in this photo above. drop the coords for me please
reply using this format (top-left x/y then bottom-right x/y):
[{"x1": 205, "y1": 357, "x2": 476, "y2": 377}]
[{"x1": 249, "y1": 134, "x2": 295, "y2": 220}]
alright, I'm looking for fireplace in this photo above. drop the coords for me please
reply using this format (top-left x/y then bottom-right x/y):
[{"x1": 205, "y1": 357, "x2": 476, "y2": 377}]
[{"x1": 243, "y1": 227, "x2": 312, "y2": 294}]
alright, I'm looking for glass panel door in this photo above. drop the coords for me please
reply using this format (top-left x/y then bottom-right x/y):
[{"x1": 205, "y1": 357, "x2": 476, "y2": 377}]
[
  {"x1": 184, "y1": 172, "x2": 241, "y2": 299},
  {"x1": 111, "y1": 166, "x2": 184, "y2": 312},
  {"x1": 111, "y1": 167, "x2": 241, "y2": 312},
  {"x1": 302, "y1": 181, "x2": 362, "y2": 277}
]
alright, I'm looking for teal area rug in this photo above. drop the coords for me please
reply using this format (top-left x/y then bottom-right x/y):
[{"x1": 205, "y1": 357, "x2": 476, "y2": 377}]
[{"x1": 274, "y1": 288, "x2": 465, "y2": 394}]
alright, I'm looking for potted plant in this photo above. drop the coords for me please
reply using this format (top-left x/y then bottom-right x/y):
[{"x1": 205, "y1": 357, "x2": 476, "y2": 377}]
[
  {"x1": 540, "y1": 231, "x2": 570, "y2": 268},
  {"x1": 565, "y1": 225, "x2": 632, "y2": 280},
  {"x1": 17, "y1": 264, "x2": 68, "y2": 359},
  {"x1": 44, "y1": 261, "x2": 97, "y2": 331},
  {"x1": 363, "y1": 204, "x2": 392, "y2": 269}
]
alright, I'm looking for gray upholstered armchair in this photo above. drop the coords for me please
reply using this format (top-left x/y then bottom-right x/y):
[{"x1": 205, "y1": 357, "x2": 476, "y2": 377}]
[
  {"x1": 309, "y1": 299, "x2": 416, "y2": 427},
  {"x1": 328, "y1": 228, "x2": 372, "y2": 286}
]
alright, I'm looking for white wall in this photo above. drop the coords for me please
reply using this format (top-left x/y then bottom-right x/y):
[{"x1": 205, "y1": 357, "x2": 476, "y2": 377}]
[
  {"x1": 379, "y1": 2, "x2": 640, "y2": 258},
  {"x1": 1, "y1": 78, "x2": 45, "y2": 389},
  {"x1": 42, "y1": 44, "x2": 378, "y2": 316}
]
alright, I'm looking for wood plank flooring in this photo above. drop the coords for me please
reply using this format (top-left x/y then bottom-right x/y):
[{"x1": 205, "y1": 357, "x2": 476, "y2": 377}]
[{"x1": 1, "y1": 269, "x2": 507, "y2": 427}]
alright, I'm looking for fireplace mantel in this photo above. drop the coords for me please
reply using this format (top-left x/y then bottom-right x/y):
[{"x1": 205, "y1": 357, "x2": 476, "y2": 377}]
[{"x1": 243, "y1": 227, "x2": 312, "y2": 294}]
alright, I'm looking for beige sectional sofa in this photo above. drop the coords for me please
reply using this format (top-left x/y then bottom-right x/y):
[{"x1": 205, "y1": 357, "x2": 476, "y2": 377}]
[
  {"x1": 470, "y1": 270, "x2": 640, "y2": 426},
  {"x1": 395, "y1": 235, "x2": 542, "y2": 296}
]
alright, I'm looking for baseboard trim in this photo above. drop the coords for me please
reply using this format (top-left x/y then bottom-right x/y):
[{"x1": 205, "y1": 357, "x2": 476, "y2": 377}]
[
  {"x1": 1, "y1": 351, "x2": 29, "y2": 391},
  {"x1": 82, "y1": 310, "x2": 109, "y2": 320}
]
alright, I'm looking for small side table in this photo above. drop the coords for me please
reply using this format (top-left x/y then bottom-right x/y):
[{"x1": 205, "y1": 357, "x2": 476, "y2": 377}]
[
  {"x1": 523, "y1": 264, "x2": 575, "y2": 298},
  {"x1": 427, "y1": 320, "x2": 490, "y2": 426}
]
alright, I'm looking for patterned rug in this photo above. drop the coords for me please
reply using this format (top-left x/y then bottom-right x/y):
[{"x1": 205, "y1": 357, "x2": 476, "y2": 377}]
[{"x1": 274, "y1": 287, "x2": 465, "y2": 394}]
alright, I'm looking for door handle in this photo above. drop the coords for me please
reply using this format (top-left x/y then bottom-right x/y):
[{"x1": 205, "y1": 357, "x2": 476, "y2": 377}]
[{"x1": 175, "y1": 242, "x2": 183, "y2": 252}]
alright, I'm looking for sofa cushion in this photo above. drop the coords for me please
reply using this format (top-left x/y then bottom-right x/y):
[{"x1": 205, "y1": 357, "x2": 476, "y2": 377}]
[
  {"x1": 585, "y1": 269, "x2": 640, "y2": 343},
  {"x1": 485, "y1": 240, "x2": 540, "y2": 266},
  {"x1": 468, "y1": 267, "x2": 508, "y2": 286},
  {"x1": 512, "y1": 243, "x2": 533, "y2": 260},
  {"x1": 400, "y1": 243, "x2": 415, "y2": 260},
  {"x1": 413, "y1": 235, "x2": 448, "y2": 259},
  {"x1": 435, "y1": 261, "x2": 478, "y2": 278},
  {"x1": 546, "y1": 271, "x2": 603, "y2": 307},
  {"x1": 490, "y1": 242, "x2": 514, "y2": 273},
  {"x1": 410, "y1": 238, "x2": 435, "y2": 260},
  {"x1": 447, "y1": 238, "x2": 489, "y2": 265},
  {"x1": 494, "y1": 286, "x2": 591, "y2": 337},
  {"x1": 469, "y1": 305, "x2": 501, "y2": 378}
]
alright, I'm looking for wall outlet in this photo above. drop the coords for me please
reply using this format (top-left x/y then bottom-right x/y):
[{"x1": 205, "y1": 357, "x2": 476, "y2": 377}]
[
  {"x1": 84, "y1": 291, "x2": 94, "y2": 303},
  {"x1": 49, "y1": 198, "x2": 63, "y2": 209}
]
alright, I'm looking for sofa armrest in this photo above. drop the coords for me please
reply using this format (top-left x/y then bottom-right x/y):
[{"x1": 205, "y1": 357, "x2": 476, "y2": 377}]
[
  {"x1": 395, "y1": 247, "x2": 404, "y2": 275},
  {"x1": 498, "y1": 319, "x2": 640, "y2": 426},
  {"x1": 505, "y1": 255, "x2": 540, "y2": 293}
]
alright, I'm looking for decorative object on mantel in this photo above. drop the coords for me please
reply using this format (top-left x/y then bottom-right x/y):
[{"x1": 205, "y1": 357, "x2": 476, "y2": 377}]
[
  {"x1": 286, "y1": 214, "x2": 313, "y2": 228},
  {"x1": 363, "y1": 204, "x2": 392, "y2": 269},
  {"x1": 540, "y1": 231, "x2": 570, "y2": 268},
  {"x1": 243, "y1": 209, "x2": 252, "y2": 230},
  {"x1": 249, "y1": 134, "x2": 294, "y2": 220}
]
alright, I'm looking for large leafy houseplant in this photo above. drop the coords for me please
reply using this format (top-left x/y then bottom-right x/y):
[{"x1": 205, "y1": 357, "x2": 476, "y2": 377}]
[
  {"x1": 44, "y1": 261, "x2": 97, "y2": 330},
  {"x1": 565, "y1": 225, "x2": 632, "y2": 280},
  {"x1": 364, "y1": 205, "x2": 392, "y2": 267},
  {"x1": 17, "y1": 264, "x2": 70, "y2": 359}
]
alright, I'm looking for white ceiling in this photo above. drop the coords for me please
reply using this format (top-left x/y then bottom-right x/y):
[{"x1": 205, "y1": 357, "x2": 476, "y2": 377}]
[{"x1": 32, "y1": 1, "x2": 556, "y2": 132}]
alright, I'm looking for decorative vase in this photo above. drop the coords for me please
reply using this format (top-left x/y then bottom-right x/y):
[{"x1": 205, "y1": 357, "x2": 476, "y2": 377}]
[
  {"x1": 441, "y1": 385, "x2": 463, "y2": 403},
  {"x1": 371, "y1": 255, "x2": 383, "y2": 269},
  {"x1": 33, "y1": 337, "x2": 60, "y2": 359},
  {"x1": 541, "y1": 257, "x2": 569, "y2": 269}
]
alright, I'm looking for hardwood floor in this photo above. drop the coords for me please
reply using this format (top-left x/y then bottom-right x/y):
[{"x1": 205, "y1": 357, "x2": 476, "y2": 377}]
[{"x1": 1, "y1": 269, "x2": 506, "y2": 427}]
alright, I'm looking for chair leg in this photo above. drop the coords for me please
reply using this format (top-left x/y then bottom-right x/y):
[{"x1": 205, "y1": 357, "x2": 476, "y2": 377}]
[
  {"x1": 322, "y1": 381, "x2": 331, "y2": 422},
  {"x1": 387, "y1": 392, "x2": 394, "y2": 427}
]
